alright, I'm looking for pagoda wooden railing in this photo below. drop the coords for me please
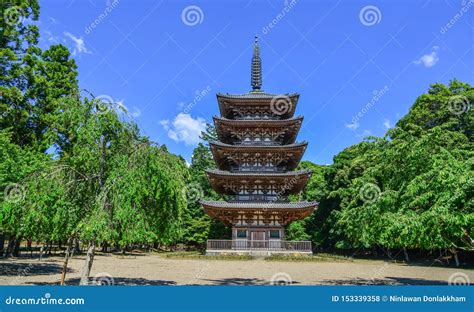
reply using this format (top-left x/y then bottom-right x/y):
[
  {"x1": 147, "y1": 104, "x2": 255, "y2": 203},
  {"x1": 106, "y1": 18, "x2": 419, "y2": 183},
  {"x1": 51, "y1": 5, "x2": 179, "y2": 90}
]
[
  {"x1": 207, "y1": 240, "x2": 312, "y2": 252},
  {"x1": 230, "y1": 195, "x2": 288, "y2": 202},
  {"x1": 231, "y1": 166, "x2": 286, "y2": 172},
  {"x1": 234, "y1": 116, "x2": 281, "y2": 121},
  {"x1": 238, "y1": 141, "x2": 282, "y2": 146}
]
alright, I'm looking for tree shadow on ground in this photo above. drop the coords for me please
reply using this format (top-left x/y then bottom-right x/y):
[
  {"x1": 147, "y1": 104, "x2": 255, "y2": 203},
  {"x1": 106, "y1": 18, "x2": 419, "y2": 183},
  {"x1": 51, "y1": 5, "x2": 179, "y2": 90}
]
[
  {"x1": 198, "y1": 277, "x2": 300, "y2": 286},
  {"x1": 27, "y1": 277, "x2": 177, "y2": 286},
  {"x1": 320, "y1": 277, "x2": 452, "y2": 285},
  {"x1": 0, "y1": 261, "x2": 72, "y2": 277}
]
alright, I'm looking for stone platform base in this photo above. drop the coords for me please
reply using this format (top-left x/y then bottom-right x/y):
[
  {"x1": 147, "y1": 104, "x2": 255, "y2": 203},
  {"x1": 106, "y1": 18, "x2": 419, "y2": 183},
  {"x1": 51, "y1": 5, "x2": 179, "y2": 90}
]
[{"x1": 206, "y1": 249, "x2": 312, "y2": 257}]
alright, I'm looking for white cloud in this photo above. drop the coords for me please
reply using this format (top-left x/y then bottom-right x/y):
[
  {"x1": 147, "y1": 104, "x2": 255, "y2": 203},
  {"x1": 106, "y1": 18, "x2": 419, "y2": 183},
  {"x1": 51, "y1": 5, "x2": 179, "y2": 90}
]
[
  {"x1": 414, "y1": 46, "x2": 439, "y2": 68},
  {"x1": 160, "y1": 113, "x2": 206, "y2": 146},
  {"x1": 159, "y1": 119, "x2": 170, "y2": 130},
  {"x1": 383, "y1": 119, "x2": 391, "y2": 129},
  {"x1": 64, "y1": 31, "x2": 92, "y2": 55},
  {"x1": 345, "y1": 120, "x2": 360, "y2": 130}
]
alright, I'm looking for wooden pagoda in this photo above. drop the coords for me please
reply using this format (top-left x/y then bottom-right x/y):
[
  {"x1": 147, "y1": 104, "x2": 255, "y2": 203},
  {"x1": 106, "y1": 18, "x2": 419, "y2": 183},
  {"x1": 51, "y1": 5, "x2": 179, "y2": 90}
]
[{"x1": 201, "y1": 37, "x2": 317, "y2": 255}]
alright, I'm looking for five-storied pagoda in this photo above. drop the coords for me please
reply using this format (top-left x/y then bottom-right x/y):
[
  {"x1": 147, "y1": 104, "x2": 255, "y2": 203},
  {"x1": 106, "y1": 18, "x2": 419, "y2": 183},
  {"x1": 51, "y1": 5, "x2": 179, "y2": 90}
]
[{"x1": 201, "y1": 37, "x2": 317, "y2": 255}]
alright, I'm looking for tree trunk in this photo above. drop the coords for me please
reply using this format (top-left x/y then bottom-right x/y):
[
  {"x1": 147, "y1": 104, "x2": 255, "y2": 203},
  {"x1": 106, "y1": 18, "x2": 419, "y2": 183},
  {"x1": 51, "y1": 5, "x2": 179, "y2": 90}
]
[
  {"x1": 74, "y1": 238, "x2": 81, "y2": 253},
  {"x1": 60, "y1": 238, "x2": 73, "y2": 285},
  {"x1": 403, "y1": 247, "x2": 410, "y2": 262},
  {"x1": 12, "y1": 238, "x2": 21, "y2": 257},
  {"x1": 0, "y1": 234, "x2": 5, "y2": 257},
  {"x1": 452, "y1": 249, "x2": 460, "y2": 267},
  {"x1": 79, "y1": 241, "x2": 96, "y2": 285},
  {"x1": 39, "y1": 242, "x2": 46, "y2": 261},
  {"x1": 6, "y1": 237, "x2": 16, "y2": 257}
]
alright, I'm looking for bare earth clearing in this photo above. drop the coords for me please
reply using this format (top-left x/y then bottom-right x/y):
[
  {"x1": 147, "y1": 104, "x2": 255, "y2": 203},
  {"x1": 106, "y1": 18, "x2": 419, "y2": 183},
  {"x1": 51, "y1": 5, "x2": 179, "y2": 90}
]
[{"x1": 0, "y1": 253, "x2": 472, "y2": 286}]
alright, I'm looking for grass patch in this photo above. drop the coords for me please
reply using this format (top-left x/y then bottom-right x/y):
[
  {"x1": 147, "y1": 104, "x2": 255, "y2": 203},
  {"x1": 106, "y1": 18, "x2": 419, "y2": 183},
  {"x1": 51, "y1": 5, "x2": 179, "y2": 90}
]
[
  {"x1": 161, "y1": 251, "x2": 253, "y2": 260},
  {"x1": 265, "y1": 253, "x2": 353, "y2": 262}
]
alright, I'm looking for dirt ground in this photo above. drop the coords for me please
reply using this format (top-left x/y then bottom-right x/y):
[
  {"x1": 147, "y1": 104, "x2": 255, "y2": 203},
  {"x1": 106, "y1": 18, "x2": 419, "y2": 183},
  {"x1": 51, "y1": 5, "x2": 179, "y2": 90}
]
[{"x1": 0, "y1": 253, "x2": 472, "y2": 286}]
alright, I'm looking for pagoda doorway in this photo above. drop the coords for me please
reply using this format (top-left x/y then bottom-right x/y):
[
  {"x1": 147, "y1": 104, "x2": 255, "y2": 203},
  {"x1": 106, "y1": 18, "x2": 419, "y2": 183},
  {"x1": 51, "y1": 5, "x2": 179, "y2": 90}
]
[{"x1": 250, "y1": 231, "x2": 265, "y2": 248}]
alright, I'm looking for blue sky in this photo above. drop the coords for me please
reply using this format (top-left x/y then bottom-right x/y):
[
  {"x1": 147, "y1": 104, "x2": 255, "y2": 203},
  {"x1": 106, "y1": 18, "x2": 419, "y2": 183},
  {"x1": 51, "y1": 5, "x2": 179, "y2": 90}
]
[{"x1": 39, "y1": 0, "x2": 473, "y2": 165}]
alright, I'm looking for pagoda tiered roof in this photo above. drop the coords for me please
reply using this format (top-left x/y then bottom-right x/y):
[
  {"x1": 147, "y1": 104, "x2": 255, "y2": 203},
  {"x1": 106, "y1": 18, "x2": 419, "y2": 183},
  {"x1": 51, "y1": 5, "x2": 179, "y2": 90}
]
[
  {"x1": 216, "y1": 92, "x2": 299, "y2": 119},
  {"x1": 200, "y1": 36, "x2": 317, "y2": 232},
  {"x1": 209, "y1": 141, "x2": 308, "y2": 171},
  {"x1": 213, "y1": 115, "x2": 303, "y2": 145},
  {"x1": 201, "y1": 200, "x2": 317, "y2": 225},
  {"x1": 206, "y1": 169, "x2": 312, "y2": 195}
]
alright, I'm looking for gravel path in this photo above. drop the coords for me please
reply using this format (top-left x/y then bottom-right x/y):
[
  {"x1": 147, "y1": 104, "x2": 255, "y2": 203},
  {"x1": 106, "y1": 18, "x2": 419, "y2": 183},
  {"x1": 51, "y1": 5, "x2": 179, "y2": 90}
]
[{"x1": 0, "y1": 254, "x2": 472, "y2": 286}]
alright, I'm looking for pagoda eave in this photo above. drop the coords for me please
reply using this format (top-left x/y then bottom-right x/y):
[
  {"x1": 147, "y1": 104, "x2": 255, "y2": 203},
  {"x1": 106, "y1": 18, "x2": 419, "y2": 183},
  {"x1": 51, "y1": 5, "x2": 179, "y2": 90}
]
[
  {"x1": 200, "y1": 200, "x2": 317, "y2": 225},
  {"x1": 206, "y1": 169, "x2": 312, "y2": 195},
  {"x1": 209, "y1": 141, "x2": 308, "y2": 171},
  {"x1": 213, "y1": 115, "x2": 303, "y2": 145},
  {"x1": 216, "y1": 93, "x2": 299, "y2": 119}
]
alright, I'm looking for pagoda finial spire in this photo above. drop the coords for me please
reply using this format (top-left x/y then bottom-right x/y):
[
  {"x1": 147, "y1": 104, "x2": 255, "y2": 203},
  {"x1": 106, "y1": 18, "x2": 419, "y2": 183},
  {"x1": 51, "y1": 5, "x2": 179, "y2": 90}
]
[{"x1": 251, "y1": 35, "x2": 262, "y2": 92}]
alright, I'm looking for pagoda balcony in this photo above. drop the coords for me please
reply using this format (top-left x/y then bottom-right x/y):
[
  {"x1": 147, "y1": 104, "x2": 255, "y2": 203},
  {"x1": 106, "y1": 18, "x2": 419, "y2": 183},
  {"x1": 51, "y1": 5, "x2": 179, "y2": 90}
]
[
  {"x1": 237, "y1": 141, "x2": 282, "y2": 146},
  {"x1": 229, "y1": 195, "x2": 289, "y2": 202},
  {"x1": 230, "y1": 166, "x2": 286, "y2": 173},
  {"x1": 233, "y1": 115, "x2": 282, "y2": 121},
  {"x1": 207, "y1": 239, "x2": 312, "y2": 253}
]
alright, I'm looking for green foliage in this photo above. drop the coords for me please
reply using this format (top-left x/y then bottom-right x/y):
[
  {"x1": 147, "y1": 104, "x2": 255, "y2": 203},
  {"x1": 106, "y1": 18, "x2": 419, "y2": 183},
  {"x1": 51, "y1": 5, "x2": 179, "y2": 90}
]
[
  {"x1": 1, "y1": 0, "x2": 471, "y2": 260},
  {"x1": 181, "y1": 143, "x2": 230, "y2": 247},
  {"x1": 306, "y1": 80, "x2": 473, "y2": 252}
]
